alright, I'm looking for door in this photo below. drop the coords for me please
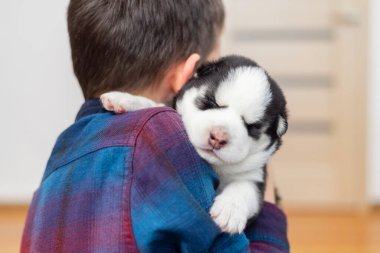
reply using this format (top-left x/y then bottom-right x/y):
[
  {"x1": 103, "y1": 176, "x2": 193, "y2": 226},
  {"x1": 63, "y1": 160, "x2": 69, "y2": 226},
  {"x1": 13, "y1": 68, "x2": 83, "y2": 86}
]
[{"x1": 221, "y1": 0, "x2": 368, "y2": 210}]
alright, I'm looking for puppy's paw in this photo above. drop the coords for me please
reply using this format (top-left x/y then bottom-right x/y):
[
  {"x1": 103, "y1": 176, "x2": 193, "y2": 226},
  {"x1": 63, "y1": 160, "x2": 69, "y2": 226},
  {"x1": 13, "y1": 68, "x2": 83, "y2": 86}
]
[
  {"x1": 210, "y1": 194, "x2": 249, "y2": 234},
  {"x1": 100, "y1": 92, "x2": 130, "y2": 113}
]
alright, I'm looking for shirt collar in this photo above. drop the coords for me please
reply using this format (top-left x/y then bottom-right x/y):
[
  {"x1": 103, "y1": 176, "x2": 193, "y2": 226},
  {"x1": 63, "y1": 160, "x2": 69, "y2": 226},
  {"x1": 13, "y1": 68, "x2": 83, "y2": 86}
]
[{"x1": 75, "y1": 99, "x2": 107, "y2": 121}]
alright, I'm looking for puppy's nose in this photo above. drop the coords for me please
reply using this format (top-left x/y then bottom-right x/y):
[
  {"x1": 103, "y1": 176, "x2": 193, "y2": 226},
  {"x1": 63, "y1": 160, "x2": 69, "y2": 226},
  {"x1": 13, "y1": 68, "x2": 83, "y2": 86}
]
[{"x1": 208, "y1": 128, "x2": 229, "y2": 150}]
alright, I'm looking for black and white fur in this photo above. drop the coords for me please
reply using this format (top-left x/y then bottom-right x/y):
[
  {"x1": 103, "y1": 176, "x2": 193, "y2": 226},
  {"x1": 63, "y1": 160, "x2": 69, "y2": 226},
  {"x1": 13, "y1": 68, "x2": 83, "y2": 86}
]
[{"x1": 101, "y1": 56, "x2": 288, "y2": 234}]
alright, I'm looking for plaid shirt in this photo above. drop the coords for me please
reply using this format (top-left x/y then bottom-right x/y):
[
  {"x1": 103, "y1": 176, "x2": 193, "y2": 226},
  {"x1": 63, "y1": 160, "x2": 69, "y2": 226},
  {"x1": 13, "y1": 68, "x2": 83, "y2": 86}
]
[{"x1": 21, "y1": 99, "x2": 289, "y2": 253}]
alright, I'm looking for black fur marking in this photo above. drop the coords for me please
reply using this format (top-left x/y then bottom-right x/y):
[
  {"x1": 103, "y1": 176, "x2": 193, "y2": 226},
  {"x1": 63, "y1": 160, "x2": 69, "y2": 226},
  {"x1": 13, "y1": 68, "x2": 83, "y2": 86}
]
[
  {"x1": 242, "y1": 117, "x2": 263, "y2": 140},
  {"x1": 274, "y1": 187, "x2": 282, "y2": 206},
  {"x1": 195, "y1": 93, "x2": 227, "y2": 111}
]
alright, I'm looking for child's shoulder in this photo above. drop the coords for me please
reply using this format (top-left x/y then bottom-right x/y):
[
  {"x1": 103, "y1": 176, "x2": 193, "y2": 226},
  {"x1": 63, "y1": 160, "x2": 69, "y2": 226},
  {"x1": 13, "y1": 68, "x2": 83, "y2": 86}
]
[
  {"x1": 132, "y1": 106, "x2": 188, "y2": 145},
  {"x1": 98, "y1": 106, "x2": 185, "y2": 147},
  {"x1": 134, "y1": 106, "x2": 183, "y2": 131},
  {"x1": 130, "y1": 106, "x2": 180, "y2": 130},
  {"x1": 46, "y1": 106, "x2": 181, "y2": 173},
  {"x1": 108, "y1": 106, "x2": 183, "y2": 139}
]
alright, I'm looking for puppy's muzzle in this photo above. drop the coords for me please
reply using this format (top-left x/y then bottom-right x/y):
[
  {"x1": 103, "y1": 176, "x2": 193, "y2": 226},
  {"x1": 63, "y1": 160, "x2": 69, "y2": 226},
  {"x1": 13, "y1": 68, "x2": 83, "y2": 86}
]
[{"x1": 208, "y1": 127, "x2": 229, "y2": 150}]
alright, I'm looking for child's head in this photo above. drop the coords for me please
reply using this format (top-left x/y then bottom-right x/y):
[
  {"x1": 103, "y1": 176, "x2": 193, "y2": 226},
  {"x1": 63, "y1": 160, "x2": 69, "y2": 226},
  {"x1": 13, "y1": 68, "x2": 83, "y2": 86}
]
[{"x1": 68, "y1": 0, "x2": 225, "y2": 101}]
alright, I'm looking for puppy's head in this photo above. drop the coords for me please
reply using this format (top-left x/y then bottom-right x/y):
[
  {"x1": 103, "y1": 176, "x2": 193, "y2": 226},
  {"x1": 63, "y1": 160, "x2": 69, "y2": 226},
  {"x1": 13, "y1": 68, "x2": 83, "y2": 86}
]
[{"x1": 175, "y1": 56, "x2": 288, "y2": 166}]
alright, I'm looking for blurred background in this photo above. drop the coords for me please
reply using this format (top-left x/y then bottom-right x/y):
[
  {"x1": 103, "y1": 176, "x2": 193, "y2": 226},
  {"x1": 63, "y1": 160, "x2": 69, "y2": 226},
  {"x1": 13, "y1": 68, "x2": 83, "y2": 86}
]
[{"x1": 0, "y1": 0, "x2": 379, "y2": 252}]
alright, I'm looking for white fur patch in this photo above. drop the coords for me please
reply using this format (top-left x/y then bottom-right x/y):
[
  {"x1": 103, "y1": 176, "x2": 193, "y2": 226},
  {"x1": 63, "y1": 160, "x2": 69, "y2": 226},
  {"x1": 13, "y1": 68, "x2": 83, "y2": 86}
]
[
  {"x1": 215, "y1": 66, "x2": 272, "y2": 123},
  {"x1": 210, "y1": 180, "x2": 260, "y2": 233},
  {"x1": 100, "y1": 91, "x2": 161, "y2": 113}
]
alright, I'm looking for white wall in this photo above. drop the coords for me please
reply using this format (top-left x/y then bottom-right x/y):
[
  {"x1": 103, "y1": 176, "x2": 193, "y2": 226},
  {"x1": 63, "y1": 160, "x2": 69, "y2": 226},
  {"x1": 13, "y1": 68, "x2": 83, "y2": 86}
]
[
  {"x1": 0, "y1": 0, "x2": 83, "y2": 203},
  {"x1": 368, "y1": 0, "x2": 380, "y2": 204}
]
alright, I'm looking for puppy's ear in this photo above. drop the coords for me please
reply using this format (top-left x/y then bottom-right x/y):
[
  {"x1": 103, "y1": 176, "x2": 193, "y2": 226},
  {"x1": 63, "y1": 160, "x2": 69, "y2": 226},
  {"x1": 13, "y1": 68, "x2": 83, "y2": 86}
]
[{"x1": 277, "y1": 115, "x2": 288, "y2": 137}]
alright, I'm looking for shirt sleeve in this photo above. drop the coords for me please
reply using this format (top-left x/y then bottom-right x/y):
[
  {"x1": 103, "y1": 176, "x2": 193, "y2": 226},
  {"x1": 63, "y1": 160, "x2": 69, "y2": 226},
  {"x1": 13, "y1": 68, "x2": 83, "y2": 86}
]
[
  {"x1": 244, "y1": 202, "x2": 290, "y2": 253},
  {"x1": 130, "y1": 110, "x2": 289, "y2": 253}
]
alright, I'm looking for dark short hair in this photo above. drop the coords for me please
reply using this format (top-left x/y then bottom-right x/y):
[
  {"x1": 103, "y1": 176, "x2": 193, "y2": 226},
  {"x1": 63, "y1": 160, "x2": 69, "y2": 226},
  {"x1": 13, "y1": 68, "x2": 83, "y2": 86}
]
[{"x1": 67, "y1": 0, "x2": 225, "y2": 100}]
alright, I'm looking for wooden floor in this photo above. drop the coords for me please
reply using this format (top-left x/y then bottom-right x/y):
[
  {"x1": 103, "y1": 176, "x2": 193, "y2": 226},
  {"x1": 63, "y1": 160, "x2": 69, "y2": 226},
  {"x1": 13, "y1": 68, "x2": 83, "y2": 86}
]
[
  {"x1": 0, "y1": 206, "x2": 28, "y2": 253},
  {"x1": 287, "y1": 208, "x2": 380, "y2": 253},
  {"x1": 1, "y1": 206, "x2": 380, "y2": 253}
]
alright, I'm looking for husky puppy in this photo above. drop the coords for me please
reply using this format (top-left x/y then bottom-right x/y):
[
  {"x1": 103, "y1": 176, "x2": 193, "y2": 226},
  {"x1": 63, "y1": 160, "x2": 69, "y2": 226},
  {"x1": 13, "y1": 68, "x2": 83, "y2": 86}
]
[{"x1": 101, "y1": 55, "x2": 288, "y2": 234}]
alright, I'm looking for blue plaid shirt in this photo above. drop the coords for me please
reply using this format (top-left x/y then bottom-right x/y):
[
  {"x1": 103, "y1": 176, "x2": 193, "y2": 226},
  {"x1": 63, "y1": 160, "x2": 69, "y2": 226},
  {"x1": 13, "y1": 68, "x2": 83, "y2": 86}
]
[{"x1": 22, "y1": 99, "x2": 289, "y2": 253}]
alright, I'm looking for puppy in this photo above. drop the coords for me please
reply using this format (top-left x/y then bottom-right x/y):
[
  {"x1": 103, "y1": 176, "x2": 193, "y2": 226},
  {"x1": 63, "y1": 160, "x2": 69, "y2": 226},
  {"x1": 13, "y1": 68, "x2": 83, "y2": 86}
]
[{"x1": 101, "y1": 55, "x2": 288, "y2": 234}]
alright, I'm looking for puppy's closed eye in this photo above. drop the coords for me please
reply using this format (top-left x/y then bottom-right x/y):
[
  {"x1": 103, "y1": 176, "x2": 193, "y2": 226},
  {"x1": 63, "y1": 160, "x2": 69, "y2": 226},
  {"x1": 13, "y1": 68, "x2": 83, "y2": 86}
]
[
  {"x1": 196, "y1": 94, "x2": 227, "y2": 111},
  {"x1": 243, "y1": 119, "x2": 263, "y2": 139},
  {"x1": 247, "y1": 122, "x2": 263, "y2": 130}
]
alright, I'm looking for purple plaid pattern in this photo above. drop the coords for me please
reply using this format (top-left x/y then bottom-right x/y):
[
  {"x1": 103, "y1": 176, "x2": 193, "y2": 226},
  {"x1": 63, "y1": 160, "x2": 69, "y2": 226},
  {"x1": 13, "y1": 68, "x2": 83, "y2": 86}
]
[{"x1": 21, "y1": 99, "x2": 289, "y2": 253}]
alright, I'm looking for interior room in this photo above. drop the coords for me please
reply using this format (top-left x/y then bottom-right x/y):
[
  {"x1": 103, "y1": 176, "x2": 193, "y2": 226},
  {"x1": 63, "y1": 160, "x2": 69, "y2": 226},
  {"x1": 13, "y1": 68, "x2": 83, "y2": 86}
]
[{"x1": 1, "y1": 0, "x2": 379, "y2": 252}]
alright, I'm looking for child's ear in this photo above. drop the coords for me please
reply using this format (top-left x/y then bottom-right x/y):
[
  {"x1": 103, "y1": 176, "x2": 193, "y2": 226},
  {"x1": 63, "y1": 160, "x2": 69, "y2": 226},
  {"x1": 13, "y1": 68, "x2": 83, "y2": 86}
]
[{"x1": 171, "y1": 53, "x2": 200, "y2": 93}]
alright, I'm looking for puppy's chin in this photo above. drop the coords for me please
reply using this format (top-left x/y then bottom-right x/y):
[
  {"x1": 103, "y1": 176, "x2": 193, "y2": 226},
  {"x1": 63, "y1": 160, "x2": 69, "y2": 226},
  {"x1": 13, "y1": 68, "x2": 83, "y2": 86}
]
[
  {"x1": 195, "y1": 145, "x2": 250, "y2": 166},
  {"x1": 196, "y1": 148, "x2": 225, "y2": 166}
]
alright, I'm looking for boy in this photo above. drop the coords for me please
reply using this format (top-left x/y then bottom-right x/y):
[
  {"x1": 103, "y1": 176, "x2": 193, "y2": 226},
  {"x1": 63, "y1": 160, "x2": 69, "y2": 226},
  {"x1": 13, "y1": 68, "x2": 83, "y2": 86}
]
[{"x1": 21, "y1": 1, "x2": 289, "y2": 252}]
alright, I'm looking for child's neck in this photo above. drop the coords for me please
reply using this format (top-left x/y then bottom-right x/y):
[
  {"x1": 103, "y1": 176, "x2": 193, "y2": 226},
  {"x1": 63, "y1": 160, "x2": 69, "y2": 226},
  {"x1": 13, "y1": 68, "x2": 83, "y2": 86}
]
[
  {"x1": 96, "y1": 81, "x2": 175, "y2": 104},
  {"x1": 128, "y1": 84, "x2": 174, "y2": 104}
]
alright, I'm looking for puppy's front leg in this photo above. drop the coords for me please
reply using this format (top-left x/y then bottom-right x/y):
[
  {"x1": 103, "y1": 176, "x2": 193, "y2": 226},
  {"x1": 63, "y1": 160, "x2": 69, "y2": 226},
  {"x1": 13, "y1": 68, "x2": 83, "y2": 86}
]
[
  {"x1": 210, "y1": 180, "x2": 261, "y2": 234},
  {"x1": 100, "y1": 91, "x2": 163, "y2": 113}
]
